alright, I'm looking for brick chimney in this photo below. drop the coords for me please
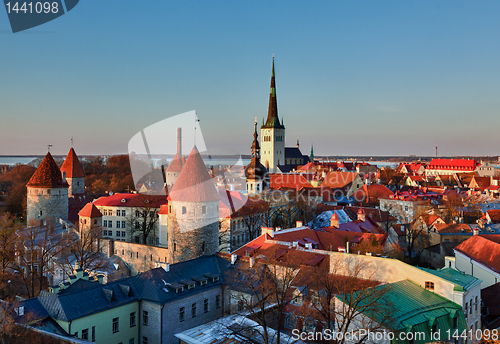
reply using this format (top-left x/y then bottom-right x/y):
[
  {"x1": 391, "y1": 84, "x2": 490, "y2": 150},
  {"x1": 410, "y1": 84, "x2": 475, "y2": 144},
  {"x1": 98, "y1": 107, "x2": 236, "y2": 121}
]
[{"x1": 108, "y1": 239, "x2": 115, "y2": 258}]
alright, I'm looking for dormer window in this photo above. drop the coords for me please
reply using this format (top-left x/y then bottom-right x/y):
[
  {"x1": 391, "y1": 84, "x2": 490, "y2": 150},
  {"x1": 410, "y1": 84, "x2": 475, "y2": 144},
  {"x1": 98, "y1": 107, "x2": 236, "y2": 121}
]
[{"x1": 425, "y1": 281, "x2": 435, "y2": 290}]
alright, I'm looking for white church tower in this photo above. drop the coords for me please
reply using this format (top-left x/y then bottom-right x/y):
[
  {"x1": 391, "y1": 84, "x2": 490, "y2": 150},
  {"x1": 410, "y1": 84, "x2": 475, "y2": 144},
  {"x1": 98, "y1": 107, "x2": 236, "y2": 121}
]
[{"x1": 260, "y1": 57, "x2": 285, "y2": 173}]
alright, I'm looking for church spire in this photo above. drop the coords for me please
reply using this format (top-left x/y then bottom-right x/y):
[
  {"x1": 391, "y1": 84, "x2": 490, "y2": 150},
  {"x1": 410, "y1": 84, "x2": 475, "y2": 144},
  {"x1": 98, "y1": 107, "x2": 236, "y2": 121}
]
[{"x1": 263, "y1": 56, "x2": 284, "y2": 128}]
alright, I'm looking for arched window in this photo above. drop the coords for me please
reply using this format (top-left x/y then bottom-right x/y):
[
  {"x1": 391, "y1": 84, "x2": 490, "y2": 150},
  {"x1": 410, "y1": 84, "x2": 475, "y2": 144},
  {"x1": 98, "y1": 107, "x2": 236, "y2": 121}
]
[{"x1": 202, "y1": 241, "x2": 205, "y2": 252}]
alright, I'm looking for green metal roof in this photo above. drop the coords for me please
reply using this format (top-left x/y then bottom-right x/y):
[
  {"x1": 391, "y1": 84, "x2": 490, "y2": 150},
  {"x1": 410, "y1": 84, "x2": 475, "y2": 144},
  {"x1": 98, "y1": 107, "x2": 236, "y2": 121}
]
[
  {"x1": 418, "y1": 267, "x2": 480, "y2": 291},
  {"x1": 337, "y1": 279, "x2": 467, "y2": 344}
]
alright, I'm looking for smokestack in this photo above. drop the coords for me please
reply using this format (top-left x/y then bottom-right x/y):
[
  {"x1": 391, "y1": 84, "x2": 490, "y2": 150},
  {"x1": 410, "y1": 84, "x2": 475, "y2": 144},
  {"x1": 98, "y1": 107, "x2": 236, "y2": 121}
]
[{"x1": 177, "y1": 128, "x2": 182, "y2": 157}]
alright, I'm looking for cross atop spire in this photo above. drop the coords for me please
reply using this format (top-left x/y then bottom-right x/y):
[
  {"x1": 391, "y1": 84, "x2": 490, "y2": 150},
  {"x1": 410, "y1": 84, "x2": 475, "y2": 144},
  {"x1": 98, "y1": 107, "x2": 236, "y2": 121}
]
[{"x1": 262, "y1": 56, "x2": 284, "y2": 129}]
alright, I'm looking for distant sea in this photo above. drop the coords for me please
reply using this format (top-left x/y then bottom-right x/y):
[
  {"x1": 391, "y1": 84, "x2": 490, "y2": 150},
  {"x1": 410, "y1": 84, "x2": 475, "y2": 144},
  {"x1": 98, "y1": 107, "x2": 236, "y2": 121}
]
[{"x1": 0, "y1": 156, "x2": 37, "y2": 165}]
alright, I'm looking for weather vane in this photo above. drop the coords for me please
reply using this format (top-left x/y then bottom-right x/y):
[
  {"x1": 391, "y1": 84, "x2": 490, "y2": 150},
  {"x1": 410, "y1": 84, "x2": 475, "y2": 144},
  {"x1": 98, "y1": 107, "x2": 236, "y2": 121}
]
[
  {"x1": 47, "y1": 144, "x2": 52, "y2": 152},
  {"x1": 194, "y1": 113, "x2": 200, "y2": 146}
]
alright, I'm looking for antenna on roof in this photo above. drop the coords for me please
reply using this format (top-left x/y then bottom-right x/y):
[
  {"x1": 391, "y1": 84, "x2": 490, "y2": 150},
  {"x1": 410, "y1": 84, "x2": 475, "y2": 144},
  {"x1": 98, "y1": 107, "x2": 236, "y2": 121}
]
[
  {"x1": 194, "y1": 112, "x2": 200, "y2": 146},
  {"x1": 47, "y1": 144, "x2": 52, "y2": 152},
  {"x1": 71, "y1": 137, "x2": 73, "y2": 148}
]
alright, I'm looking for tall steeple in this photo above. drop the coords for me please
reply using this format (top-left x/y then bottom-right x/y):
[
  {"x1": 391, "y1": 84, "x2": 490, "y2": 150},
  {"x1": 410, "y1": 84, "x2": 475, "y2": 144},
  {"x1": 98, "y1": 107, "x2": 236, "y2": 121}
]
[
  {"x1": 246, "y1": 119, "x2": 268, "y2": 195},
  {"x1": 263, "y1": 57, "x2": 284, "y2": 129}
]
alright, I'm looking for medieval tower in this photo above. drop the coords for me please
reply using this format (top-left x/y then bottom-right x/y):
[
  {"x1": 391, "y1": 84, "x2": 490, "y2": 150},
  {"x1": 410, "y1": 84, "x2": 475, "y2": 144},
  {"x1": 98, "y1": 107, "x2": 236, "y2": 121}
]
[
  {"x1": 166, "y1": 146, "x2": 219, "y2": 264},
  {"x1": 60, "y1": 147, "x2": 85, "y2": 197},
  {"x1": 245, "y1": 119, "x2": 268, "y2": 195},
  {"x1": 26, "y1": 152, "x2": 69, "y2": 224},
  {"x1": 260, "y1": 57, "x2": 285, "y2": 173},
  {"x1": 165, "y1": 128, "x2": 183, "y2": 188}
]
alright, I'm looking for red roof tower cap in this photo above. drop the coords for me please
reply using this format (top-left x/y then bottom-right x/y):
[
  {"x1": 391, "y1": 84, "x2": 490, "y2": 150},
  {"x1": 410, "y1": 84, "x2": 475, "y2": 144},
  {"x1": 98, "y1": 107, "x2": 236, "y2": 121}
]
[
  {"x1": 60, "y1": 148, "x2": 85, "y2": 178},
  {"x1": 27, "y1": 152, "x2": 68, "y2": 188},
  {"x1": 78, "y1": 203, "x2": 102, "y2": 218},
  {"x1": 168, "y1": 146, "x2": 219, "y2": 202}
]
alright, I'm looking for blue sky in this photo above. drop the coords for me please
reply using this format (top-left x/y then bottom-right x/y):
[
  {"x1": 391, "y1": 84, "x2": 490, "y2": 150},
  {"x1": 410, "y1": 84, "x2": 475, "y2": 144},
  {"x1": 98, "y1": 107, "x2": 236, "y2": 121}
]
[{"x1": 1, "y1": 1, "x2": 500, "y2": 157}]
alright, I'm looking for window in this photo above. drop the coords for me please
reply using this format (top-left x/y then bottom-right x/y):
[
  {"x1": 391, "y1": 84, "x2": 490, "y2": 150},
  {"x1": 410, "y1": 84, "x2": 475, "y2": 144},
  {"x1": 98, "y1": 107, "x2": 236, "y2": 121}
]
[
  {"x1": 92, "y1": 326, "x2": 95, "y2": 342},
  {"x1": 82, "y1": 329, "x2": 88, "y2": 340},
  {"x1": 142, "y1": 337, "x2": 148, "y2": 344},
  {"x1": 475, "y1": 296, "x2": 478, "y2": 311},
  {"x1": 204, "y1": 299, "x2": 209, "y2": 313},
  {"x1": 74, "y1": 331, "x2": 78, "y2": 337},
  {"x1": 104, "y1": 209, "x2": 108, "y2": 216},
  {"x1": 143, "y1": 311, "x2": 148, "y2": 326},
  {"x1": 135, "y1": 236, "x2": 140, "y2": 243},
  {"x1": 192, "y1": 303, "x2": 196, "y2": 317},
  {"x1": 179, "y1": 307, "x2": 185, "y2": 322},
  {"x1": 108, "y1": 221, "x2": 112, "y2": 228},
  {"x1": 103, "y1": 230, "x2": 108, "y2": 236},
  {"x1": 135, "y1": 221, "x2": 140, "y2": 229},
  {"x1": 425, "y1": 281, "x2": 434, "y2": 290},
  {"x1": 116, "y1": 231, "x2": 120, "y2": 237},
  {"x1": 94, "y1": 219, "x2": 97, "y2": 224},
  {"x1": 122, "y1": 221, "x2": 126, "y2": 228},
  {"x1": 202, "y1": 205, "x2": 207, "y2": 214},
  {"x1": 129, "y1": 339, "x2": 135, "y2": 344},
  {"x1": 104, "y1": 220, "x2": 108, "y2": 227},
  {"x1": 469, "y1": 301, "x2": 472, "y2": 314},
  {"x1": 237, "y1": 301, "x2": 244, "y2": 312},
  {"x1": 112, "y1": 317, "x2": 119, "y2": 333},
  {"x1": 285, "y1": 313, "x2": 296, "y2": 329},
  {"x1": 216, "y1": 295, "x2": 221, "y2": 309},
  {"x1": 122, "y1": 231, "x2": 126, "y2": 237},
  {"x1": 465, "y1": 302, "x2": 468, "y2": 318},
  {"x1": 130, "y1": 312, "x2": 136, "y2": 327},
  {"x1": 182, "y1": 206, "x2": 186, "y2": 214},
  {"x1": 122, "y1": 210, "x2": 126, "y2": 216},
  {"x1": 117, "y1": 221, "x2": 120, "y2": 228},
  {"x1": 135, "y1": 211, "x2": 140, "y2": 217}
]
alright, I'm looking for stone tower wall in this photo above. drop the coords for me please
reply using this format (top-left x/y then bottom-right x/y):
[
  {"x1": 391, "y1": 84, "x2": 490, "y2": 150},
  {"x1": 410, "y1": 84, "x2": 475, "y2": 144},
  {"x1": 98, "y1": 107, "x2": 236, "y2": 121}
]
[
  {"x1": 67, "y1": 177, "x2": 85, "y2": 196},
  {"x1": 27, "y1": 187, "x2": 68, "y2": 224},
  {"x1": 167, "y1": 200, "x2": 219, "y2": 264},
  {"x1": 260, "y1": 127, "x2": 285, "y2": 173}
]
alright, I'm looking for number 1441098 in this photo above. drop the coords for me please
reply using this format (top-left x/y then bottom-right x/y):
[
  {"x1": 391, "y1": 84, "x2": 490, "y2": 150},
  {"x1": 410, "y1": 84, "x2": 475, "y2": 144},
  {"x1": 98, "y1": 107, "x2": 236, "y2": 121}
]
[{"x1": 5, "y1": 2, "x2": 59, "y2": 14}]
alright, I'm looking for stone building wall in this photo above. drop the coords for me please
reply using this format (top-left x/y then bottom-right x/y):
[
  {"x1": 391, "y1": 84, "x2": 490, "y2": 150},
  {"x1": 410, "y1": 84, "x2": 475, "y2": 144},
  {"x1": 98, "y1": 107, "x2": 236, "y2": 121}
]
[
  {"x1": 67, "y1": 176, "x2": 85, "y2": 196},
  {"x1": 102, "y1": 239, "x2": 169, "y2": 275},
  {"x1": 27, "y1": 186, "x2": 68, "y2": 224}
]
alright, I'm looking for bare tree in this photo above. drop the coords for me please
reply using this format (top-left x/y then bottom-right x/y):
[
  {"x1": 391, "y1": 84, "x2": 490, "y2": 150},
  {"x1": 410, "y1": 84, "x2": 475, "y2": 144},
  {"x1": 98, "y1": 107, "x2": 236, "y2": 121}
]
[
  {"x1": 227, "y1": 247, "x2": 304, "y2": 344},
  {"x1": 58, "y1": 224, "x2": 109, "y2": 281},
  {"x1": 127, "y1": 195, "x2": 164, "y2": 245},
  {"x1": 239, "y1": 199, "x2": 268, "y2": 241},
  {"x1": 0, "y1": 215, "x2": 19, "y2": 275},
  {"x1": 13, "y1": 221, "x2": 64, "y2": 298}
]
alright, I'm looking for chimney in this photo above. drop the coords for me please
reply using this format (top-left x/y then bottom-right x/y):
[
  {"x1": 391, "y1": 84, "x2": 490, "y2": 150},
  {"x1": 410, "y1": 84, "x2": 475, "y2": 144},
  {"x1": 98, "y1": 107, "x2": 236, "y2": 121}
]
[
  {"x1": 357, "y1": 208, "x2": 366, "y2": 222},
  {"x1": 108, "y1": 239, "x2": 115, "y2": 258},
  {"x1": 231, "y1": 253, "x2": 237, "y2": 265},
  {"x1": 296, "y1": 221, "x2": 303, "y2": 228},
  {"x1": 366, "y1": 252, "x2": 373, "y2": 256},
  {"x1": 473, "y1": 229, "x2": 479, "y2": 236},
  {"x1": 249, "y1": 256, "x2": 255, "y2": 268},
  {"x1": 292, "y1": 241, "x2": 298, "y2": 248},
  {"x1": 177, "y1": 128, "x2": 182, "y2": 158},
  {"x1": 305, "y1": 243, "x2": 312, "y2": 250},
  {"x1": 330, "y1": 213, "x2": 339, "y2": 228},
  {"x1": 275, "y1": 227, "x2": 282, "y2": 232},
  {"x1": 346, "y1": 242, "x2": 350, "y2": 254},
  {"x1": 261, "y1": 227, "x2": 274, "y2": 238}
]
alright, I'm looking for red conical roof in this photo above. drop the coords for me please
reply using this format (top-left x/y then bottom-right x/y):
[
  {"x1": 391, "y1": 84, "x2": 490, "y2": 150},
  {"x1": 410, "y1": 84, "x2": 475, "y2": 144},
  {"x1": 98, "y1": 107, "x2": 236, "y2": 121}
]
[
  {"x1": 27, "y1": 153, "x2": 68, "y2": 188},
  {"x1": 331, "y1": 212, "x2": 339, "y2": 220},
  {"x1": 78, "y1": 202, "x2": 102, "y2": 218},
  {"x1": 166, "y1": 153, "x2": 183, "y2": 173},
  {"x1": 168, "y1": 146, "x2": 219, "y2": 202},
  {"x1": 60, "y1": 148, "x2": 85, "y2": 178}
]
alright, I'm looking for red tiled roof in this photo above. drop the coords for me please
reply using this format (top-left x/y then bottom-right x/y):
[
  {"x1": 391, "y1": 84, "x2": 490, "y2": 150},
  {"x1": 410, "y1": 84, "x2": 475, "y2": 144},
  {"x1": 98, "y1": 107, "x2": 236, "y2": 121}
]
[
  {"x1": 94, "y1": 193, "x2": 167, "y2": 208},
  {"x1": 427, "y1": 158, "x2": 479, "y2": 171},
  {"x1": 433, "y1": 223, "x2": 472, "y2": 234},
  {"x1": 168, "y1": 146, "x2": 219, "y2": 202},
  {"x1": 269, "y1": 174, "x2": 314, "y2": 190},
  {"x1": 60, "y1": 148, "x2": 85, "y2": 178},
  {"x1": 158, "y1": 204, "x2": 169, "y2": 215},
  {"x1": 166, "y1": 153, "x2": 183, "y2": 173},
  {"x1": 26, "y1": 152, "x2": 68, "y2": 188},
  {"x1": 487, "y1": 210, "x2": 500, "y2": 224},
  {"x1": 321, "y1": 171, "x2": 358, "y2": 188},
  {"x1": 455, "y1": 235, "x2": 500, "y2": 273},
  {"x1": 78, "y1": 202, "x2": 102, "y2": 218}
]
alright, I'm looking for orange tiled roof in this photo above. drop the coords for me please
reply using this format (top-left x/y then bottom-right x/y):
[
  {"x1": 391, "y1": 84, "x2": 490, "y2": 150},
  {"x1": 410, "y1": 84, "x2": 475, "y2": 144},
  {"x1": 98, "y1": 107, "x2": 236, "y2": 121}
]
[
  {"x1": 26, "y1": 152, "x2": 68, "y2": 188},
  {"x1": 269, "y1": 173, "x2": 314, "y2": 190},
  {"x1": 78, "y1": 202, "x2": 102, "y2": 218},
  {"x1": 487, "y1": 210, "x2": 500, "y2": 224},
  {"x1": 60, "y1": 148, "x2": 85, "y2": 178},
  {"x1": 321, "y1": 171, "x2": 358, "y2": 188},
  {"x1": 455, "y1": 235, "x2": 500, "y2": 273}
]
